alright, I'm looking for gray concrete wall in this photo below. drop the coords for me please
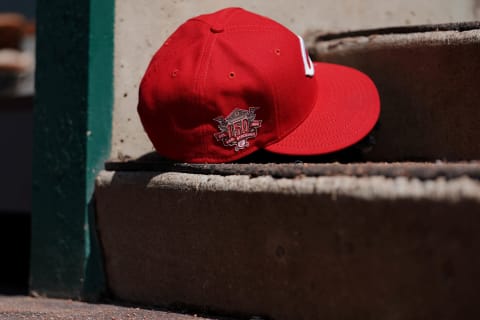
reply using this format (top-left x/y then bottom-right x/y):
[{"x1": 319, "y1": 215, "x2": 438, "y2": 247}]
[{"x1": 112, "y1": 0, "x2": 480, "y2": 160}]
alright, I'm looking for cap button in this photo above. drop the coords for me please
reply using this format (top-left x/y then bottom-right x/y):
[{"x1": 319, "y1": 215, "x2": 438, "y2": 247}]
[{"x1": 210, "y1": 25, "x2": 224, "y2": 33}]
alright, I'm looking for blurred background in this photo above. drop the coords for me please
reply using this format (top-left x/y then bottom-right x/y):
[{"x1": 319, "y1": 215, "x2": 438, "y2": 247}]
[{"x1": 0, "y1": 0, "x2": 35, "y2": 295}]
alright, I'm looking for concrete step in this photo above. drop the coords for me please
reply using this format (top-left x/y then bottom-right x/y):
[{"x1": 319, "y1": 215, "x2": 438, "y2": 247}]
[
  {"x1": 95, "y1": 164, "x2": 480, "y2": 320},
  {"x1": 93, "y1": 22, "x2": 480, "y2": 320},
  {"x1": 0, "y1": 295, "x2": 223, "y2": 320},
  {"x1": 311, "y1": 22, "x2": 480, "y2": 162},
  {"x1": 105, "y1": 156, "x2": 480, "y2": 179}
]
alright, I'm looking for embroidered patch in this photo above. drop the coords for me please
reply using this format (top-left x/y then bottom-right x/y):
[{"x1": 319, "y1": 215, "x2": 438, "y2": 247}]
[{"x1": 214, "y1": 107, "x2": 262, "y2": 151}]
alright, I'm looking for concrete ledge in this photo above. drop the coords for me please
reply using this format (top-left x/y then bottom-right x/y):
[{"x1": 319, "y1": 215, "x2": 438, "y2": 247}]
[
  {"x1": 312, "y1": 26, "x2": 480, "y2": 161},
  {"x1": 0, "y1": 295, "x2": 216, "y2": 319},
  {"x1": 96, "y1": 171, "x2": 480, "y2": 202},
  {"x1": 95, "y1": 170, "x2": 480, "y2": 319},
  {"x1": 106, "y1": 158, "x2": 480, "y2": 180}
]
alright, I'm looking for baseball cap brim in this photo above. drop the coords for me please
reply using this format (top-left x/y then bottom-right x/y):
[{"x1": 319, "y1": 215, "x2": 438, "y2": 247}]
[{"x1": 265, "y1": 62, "x2": 380, "y2": 155}]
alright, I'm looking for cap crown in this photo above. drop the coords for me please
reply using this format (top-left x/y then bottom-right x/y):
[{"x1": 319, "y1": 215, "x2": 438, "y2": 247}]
[{"x1": 138, "y1": 7, "x2": 317, "y2": 162}]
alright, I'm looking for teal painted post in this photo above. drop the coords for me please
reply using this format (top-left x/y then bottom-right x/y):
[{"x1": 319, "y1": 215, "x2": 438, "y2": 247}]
[{"x1": 32, "y1": 0, "x2": 114, "y2": 299}]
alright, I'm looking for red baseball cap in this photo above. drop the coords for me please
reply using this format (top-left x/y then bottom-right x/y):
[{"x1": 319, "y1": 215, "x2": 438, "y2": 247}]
[{"x1": 138, "y1": 7, "x2": 380, "y2": 163}]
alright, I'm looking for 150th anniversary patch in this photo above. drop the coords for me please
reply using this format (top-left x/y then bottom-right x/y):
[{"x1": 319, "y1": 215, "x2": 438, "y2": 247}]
[{"x1": 214, "y1": 107, "x2": 262, "y2": 151}]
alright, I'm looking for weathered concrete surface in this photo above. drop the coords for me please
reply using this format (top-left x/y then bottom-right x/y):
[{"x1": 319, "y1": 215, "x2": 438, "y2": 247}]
[
  {"x1": 0, "y1": 295, "x2": 221, "y2": 320},
  {"x1": 313, "y1": 28, "x2": 480, "y2": 161},
  {"x1": 105, "y1": 156, "x2": 480, "y2": 180},
  {"x1": 95, "y1": 170, "x2": 480, "y2": 320},
  {"x1": 112, "y1": 0, "x2": 480, "y2": 160}
]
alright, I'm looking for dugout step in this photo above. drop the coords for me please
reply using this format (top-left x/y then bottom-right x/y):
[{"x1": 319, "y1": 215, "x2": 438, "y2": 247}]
[
  {"x1": 95, "y1": 162, "x2": 480, "y2": 320},
  {"x1": 94, "y1": 22, "x2": 480, "y2": 320},
  {"x1": 310, "y1": 22, "x2": 480, "y2": 162}
]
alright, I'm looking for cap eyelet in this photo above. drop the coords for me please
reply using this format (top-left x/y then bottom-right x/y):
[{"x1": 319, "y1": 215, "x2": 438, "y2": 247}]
[
  {"x1": 275, "y1": 48, "x2": 281, "y2": 55},
  {"x1": 171, "y1": 69, "x2": 179, "y2": 78},
  {"x1": 228, "y1": 71, "x2": 236, "y2": 79},
  {"x1": 210, "y1": 26, "x2": 224, "y2": 33}
]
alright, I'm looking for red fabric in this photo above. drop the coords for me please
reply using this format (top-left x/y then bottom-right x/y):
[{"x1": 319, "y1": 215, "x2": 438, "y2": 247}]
[
  {"x1": 138, "y1": 7, "x2": 380, "y2": 163},
  {"x1": 265, "y1": 63, "x2": 380, "y2": 155}
]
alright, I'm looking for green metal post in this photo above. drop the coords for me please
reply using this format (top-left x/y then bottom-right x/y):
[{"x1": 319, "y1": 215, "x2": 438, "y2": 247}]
[{"x1": 32, "y1": 0, "x2": 114, "y2": 299}]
